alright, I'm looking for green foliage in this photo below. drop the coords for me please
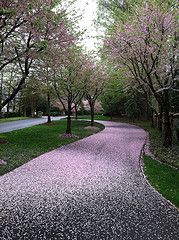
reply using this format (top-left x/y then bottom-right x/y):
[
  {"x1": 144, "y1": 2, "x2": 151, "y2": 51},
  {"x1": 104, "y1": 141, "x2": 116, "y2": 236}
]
[
  {"x1": 78, "y1": 115, "x2": 111, "y2": 121},
  {"x1": 35, "y1": 40, "x2": 49, "y2": 50},
  {"x1": 124, "y1": 93, "x2": 140, "y2": 119},
  {"x1": 97, "y1": 0, "x2": 143, "y2": 28},
  {"x1": 143, "y1": 155, "x2": 179, "y2": 208},
  {"x1": 97, "y1": 0, "x2": 178, "y2": 24},
  {"x1": 2, "y1": 112, "x2": 22, "y2": 118},
  {"x1": 124, "y1": 89, "x2": 149, "y2": 120},
  {"x1": 100, "y1": 68, "x2": 127, "y2": 116},
  {"x1": 0, "y1": 120, "x2": 104, "y2": 176},
  {"x1": 36, "y1": 95, "x2": 48, "y2": 114}
]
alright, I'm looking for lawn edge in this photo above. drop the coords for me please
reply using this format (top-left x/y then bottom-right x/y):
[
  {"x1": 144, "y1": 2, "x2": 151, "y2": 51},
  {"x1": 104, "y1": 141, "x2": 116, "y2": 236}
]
[
  {"x1": 139, "y1": 132, "x2": 179, "y2": 212},
  {"x1": 0, "y1": 120, "x2": 105, "y2": 176}
]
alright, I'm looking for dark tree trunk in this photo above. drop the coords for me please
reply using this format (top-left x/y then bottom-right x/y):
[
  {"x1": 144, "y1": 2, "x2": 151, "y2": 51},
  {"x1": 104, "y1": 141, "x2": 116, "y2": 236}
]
[
  {"x1": 24, "y1": 107, "x2": 27, "y2": 117},
  {"x1": 90, "y1": 102, "x2": 95, "y2": 127},
  {"x1": 162, "y1": 91, "x2": 172, "y2": 147},
  {"x1": 31, "y1": 101, "x2": 35, "y2": 117},
  {"x1": 75, "y1": 104, "x2": 78, "y2": 120},
  {"x1": 158, "y1": 104, "x2": 163, "y2": 132},
  {"x1": 47, "y1": 92, "x2": 51, "y2": 123},
  {"x1": 1, "y1": 74, "x2": 27, "y2": 110},
  {"x1": 66, "y1": 100, "x2": 72, "y2": 134},
  {"x1": 6, "y1": 103, "x2": 10, "y2": 117},
  {"x1": 151, "y1": 108, "x2": 154, "y2": 128}
]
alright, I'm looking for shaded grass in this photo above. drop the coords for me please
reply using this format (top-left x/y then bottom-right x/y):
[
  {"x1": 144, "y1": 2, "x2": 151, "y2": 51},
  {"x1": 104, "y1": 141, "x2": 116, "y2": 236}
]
[
  {"x1": 0, "y1": 117, "x2": 30, "y2": 123},
  {"x1": 78, "y1": 115, "x2": 111, "y2": 121},
  {"x1": 0, "y1": 120, "x2": 104, "y2": 176},
  {"x1": 143, "y1": 155, "x2": 179, "y2": 208}
]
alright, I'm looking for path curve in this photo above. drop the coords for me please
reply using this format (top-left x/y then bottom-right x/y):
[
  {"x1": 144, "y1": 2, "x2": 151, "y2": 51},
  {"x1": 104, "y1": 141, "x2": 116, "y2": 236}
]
[
  {"x1": 0, "y1": 121, "x2": 179, "y2": 240},
  {"x1": 0, "y1": 116, "x2": 65, "y2": 133}
]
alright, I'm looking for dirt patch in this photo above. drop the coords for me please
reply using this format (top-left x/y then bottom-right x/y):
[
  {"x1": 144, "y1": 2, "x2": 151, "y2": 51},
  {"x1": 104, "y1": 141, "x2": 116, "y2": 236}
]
[
  {"x1": 0, "y1": 138, "x2": 8, "y2": 144},
  {"x1": 59, "y1": 133, "x2": 80, "y2": 139},
  {"x1": 0, "y1": 159, "x2": 7, "y2": 165},
  {"x1": 84, "y1": 126, "x2": 100, "y2": 131}
]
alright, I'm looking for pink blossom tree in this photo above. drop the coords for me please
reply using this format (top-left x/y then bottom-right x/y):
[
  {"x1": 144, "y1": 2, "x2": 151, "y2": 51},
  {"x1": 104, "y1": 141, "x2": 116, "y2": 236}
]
[
  {"x1": 105, "y1": 4, "x2": 178, "y2": 147},
  {"x1": 52, "y1": 47, "x2": 88, "y2": 134},
  {"x1": 85, "y1": 63, "x2": 108, "y2": 126},
  {"x1": 0, "y1": 0, "x2": 74, "y2": 113}
]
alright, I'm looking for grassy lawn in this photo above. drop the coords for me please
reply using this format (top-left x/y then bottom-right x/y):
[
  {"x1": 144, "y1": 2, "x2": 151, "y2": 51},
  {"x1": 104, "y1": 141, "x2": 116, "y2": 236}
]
[
  {"x1": 0, "y1": 120, "x2": 104, "y2": 176},
  {"x1": 143, "y1": 155, "x2": 179, "y2": 208},
  {"x1": 78, "y1": 115, "x2": 111, "y2": 121},
  {"x1": 0, "y1": 117, "x2": 30, "y2": 123}
]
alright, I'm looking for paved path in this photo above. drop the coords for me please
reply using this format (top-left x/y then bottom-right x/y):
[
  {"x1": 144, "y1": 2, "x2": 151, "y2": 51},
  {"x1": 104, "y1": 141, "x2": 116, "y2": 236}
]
[
  {"x1": 0, "y1": 116, "x2": 65, "y2": 133},
  {"x1": 0, "y1": 121, "x2": 179, "y2": 240}
]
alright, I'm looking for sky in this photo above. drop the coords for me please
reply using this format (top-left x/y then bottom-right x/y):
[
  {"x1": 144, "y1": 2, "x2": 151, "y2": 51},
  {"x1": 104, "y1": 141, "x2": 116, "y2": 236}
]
[{"x1": 74, "y1": 0, "x2": 98, "y2": 51}]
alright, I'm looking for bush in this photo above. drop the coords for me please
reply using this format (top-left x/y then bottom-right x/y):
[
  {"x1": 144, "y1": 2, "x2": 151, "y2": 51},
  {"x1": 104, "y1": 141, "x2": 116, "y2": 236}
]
[
  {"x1": 37, "y1": 111, "x2": 43, "y2": 118},
  {"x1": 50, "y1": 112, "x2": 61, "y2": 116},
  {"x1": 3, "y1": 112, "x2": 21, "y2": 118}
]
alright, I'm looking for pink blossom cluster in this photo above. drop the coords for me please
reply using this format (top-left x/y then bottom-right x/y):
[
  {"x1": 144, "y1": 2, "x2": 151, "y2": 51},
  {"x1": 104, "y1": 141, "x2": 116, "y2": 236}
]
[{"x1": 105, "y1": 4, "x2": 178, "y2": 90}]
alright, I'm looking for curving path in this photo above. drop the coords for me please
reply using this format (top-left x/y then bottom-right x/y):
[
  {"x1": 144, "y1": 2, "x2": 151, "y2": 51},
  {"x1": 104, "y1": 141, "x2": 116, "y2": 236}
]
[
  {"x1": 0, "y1": 116, "x2": 65, "y2": 133},
  {"x1": 0, "y1": 121, "x2": 179, "y2": 240}
]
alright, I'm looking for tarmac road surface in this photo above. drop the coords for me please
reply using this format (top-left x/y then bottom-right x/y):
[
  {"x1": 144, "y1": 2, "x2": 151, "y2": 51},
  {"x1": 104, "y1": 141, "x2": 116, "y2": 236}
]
[{"x1": 0, "y1": 116, "x2": 65, "y2": 133}]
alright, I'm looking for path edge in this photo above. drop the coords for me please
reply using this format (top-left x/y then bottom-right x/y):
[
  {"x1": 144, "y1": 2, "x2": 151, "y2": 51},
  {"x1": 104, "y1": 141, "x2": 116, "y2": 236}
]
[{"x1": 139, "y1": 132, "x2": 179, "y2": 212}]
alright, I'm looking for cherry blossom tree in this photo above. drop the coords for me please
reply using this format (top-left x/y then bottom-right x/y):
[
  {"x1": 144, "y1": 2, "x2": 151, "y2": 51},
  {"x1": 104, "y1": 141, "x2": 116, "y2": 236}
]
[
  {"x1": 52, "y1": 47, "x2": 87, "y2": 134},
  {"x1": 0, "y1": 0, "x2": 74, "y2": 113},
  {"x1": 105, "y1": 4, "x2": 178, "y2": 147},
  {"x1": 85, "y1": 63, "x2": 108, "y2": 126}
]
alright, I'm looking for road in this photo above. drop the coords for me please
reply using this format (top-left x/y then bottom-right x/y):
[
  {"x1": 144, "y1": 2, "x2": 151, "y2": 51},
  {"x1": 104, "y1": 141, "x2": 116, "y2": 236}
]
[
  {"x1": 0, "y1": 121, "x2": 179, "y2": 239},
  {"x1": 0, "y1": 116, "x2": 65, "y2": 133}
]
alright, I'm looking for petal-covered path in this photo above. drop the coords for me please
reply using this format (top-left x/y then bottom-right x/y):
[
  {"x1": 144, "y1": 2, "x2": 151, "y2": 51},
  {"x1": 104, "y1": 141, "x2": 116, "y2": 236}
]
[{"x1": 0, "y1": 121, "x2": 179, "y2": 240}]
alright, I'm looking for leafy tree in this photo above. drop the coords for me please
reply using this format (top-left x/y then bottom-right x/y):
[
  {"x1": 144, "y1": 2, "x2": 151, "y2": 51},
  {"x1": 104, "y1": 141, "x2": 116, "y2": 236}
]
[
  {"x1": 53, "y1": 47, "x2": 87, "y2": 134},
  {"x1": 105, "y1": 4, "x2": 178, "y2": 147},
  {"x1": 100, "y1": 68, "x2": 126, "y2": 117},
  {"x1": 85, "y1": 63, "x2": 109, "y2": 126},
  {"x1": 0, "y1": 0, "x2": 74, "y2": 113}
]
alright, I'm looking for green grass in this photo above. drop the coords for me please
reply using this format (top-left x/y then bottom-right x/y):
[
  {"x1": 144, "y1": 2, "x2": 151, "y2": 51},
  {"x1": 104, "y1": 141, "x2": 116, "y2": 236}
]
[
  {"x1": 0, "y1": 120, "x2": 104, "y2": 176},
  {"x1": 143, "y1": 155, "x2": 179, "y2": 208},
  {"x1": 0, "y1": 117, "x2": 30, "y2": 123},
  {"x1": 78, "y1": 115, "x2": 111, "y2": 121}
]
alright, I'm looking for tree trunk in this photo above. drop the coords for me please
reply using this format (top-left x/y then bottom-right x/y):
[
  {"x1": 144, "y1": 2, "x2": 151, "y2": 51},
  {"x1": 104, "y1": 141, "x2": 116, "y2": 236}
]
[
  {"x1": 30, "y1": 97, "x2": 35, "y2": 118},
  {"x1": 90, "y1": 102, "x2": 95, "y2": 127},
  {"x1": 75, "y1": 104, "x2": 78, "y2": 120},
  {"x1": 162, "y1": 91, "x2": 172, "y2": 147},
  {"x1": 47, "y1": 92, "x2": 51, "y2": 123},
  {"x1": 6, "y1": 103, "x2": 10, "y2": 118},
  {"x1": 151, "y1": 108, "x2": 154, "y2": 128},
  {"x1": 24, "y1": 107, "x2": 27, "y2": 117},
  {"x1": 158, "y1": 104, "x2": 163, "y2": 131},
  {"x1": 1, "y1": 74, "x2": 27, "y2": 109},
  {"x1": 66, "y1": 100, "x2": 72, "y2": 134}
]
